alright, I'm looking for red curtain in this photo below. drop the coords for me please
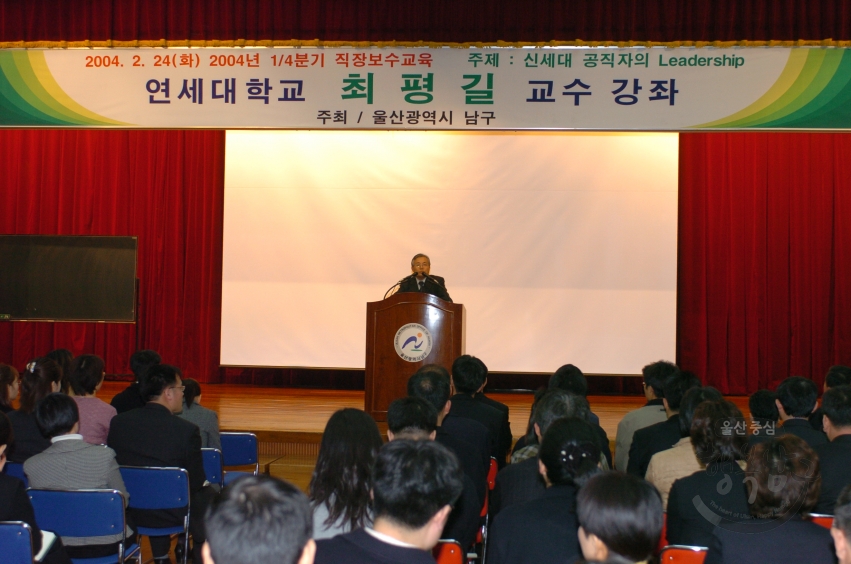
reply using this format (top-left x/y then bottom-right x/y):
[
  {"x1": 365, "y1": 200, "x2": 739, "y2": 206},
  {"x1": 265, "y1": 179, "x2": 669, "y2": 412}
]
[
  {"x1": 0, "y1": 129, "x2": 225, "y2": 382},
  {"x1": 677, "y1": 132, "x2": 851, "y2": 394},
  {"x1": 1, "y1": 0, "x2": 849, "y2": 43}
]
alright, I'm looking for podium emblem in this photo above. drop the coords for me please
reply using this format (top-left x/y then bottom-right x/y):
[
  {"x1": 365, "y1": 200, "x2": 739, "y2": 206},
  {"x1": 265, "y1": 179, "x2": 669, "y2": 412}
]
[{"x1": 393, "y1": 323, "x2": 433, "y2": 362}]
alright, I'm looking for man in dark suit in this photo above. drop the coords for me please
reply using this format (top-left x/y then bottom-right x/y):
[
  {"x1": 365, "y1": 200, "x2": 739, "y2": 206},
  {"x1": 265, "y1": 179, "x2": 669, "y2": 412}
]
[
  {"x1": 810, "y1": 365, "x2": 851, "y2": 432},
  {"x1": 627, "y1": 370, "x2": 701, "y2": 478},
  {"x1": 107, "y1": 364, "x2": 214, "y2": 564},
  {"x1": 314, "y1": 440, "x2": 463, "y2": 564},
  {"x1": 814, "y1": 385, "x2": 851, "y2": 513},
  {"x1": 396, "y1": 253, "x2": 452, "y2": 302},
  {"x1": 774, "y1": 376, "x2": 828, "y2": 448},
  {"x1": 449, "y1": 355, "x2": 512, "y2": 467},
  {"x1": 110, "y1": 349, "x2": 161, "y2": 414}
]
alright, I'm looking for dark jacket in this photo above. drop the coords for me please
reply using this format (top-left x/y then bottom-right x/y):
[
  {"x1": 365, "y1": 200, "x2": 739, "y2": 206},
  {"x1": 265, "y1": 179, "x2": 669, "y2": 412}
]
[
  {"x1": 397, "y1": 275, "x2": 451, "y2": 302},
  {"x1": 442, "y1": 473, "x2": 480, "y2": 550},
  {"x1": 315, "y1": 528, "x2": 436, "y2": 564},
  {"x1": 778, "y1": 418, "x2": 828, "y2": 448},
  {"x1": 704, "y1": 516, "x2": 835, "y2": 564},
  {"x1": 440, "y1": 415, "x2": 491, "y2": 475},
  {"x1": 109, "y1": 382, "x2": 146, "y2": 414},
  {"x1": 814, "y1": 434, "x2": 851, "y2": 513},
  {"x1": 436, "y1": 427, "x2": 487, "y2": 505},
  {"x1": 449, "y1": 394, "x2": 511, "y2": 466},
  {"x1": 7, "y1": 410, "x2": 51, "y2": 463},
  {"x1": 626, "y1": 415, "x2": 681, "y2": 478},
  {"x1": 490, "y1": 456, "x2": 545, "y2": 517}
]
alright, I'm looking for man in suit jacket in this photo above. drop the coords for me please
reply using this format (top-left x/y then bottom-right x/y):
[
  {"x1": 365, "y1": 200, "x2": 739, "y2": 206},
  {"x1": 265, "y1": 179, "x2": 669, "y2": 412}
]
[
  {"x1": 314, "y1": 440, "x2": 463, "y2": 564},
  {"x1": 809, "y1": 365, "x2": 851, "y2": 432},
  {"x1": 814, "y1": 385, "x2": 851, "y2": 513},
  {"x1": 110, "y1": 349, "x2": 161, "y2": 414},
  {"x1": 774, "y1": 376, "x2": 828, "y2": 448},
  {"x1": 107, "y1": 364, "x2": 213, "y2": 564},
  {"x1": 833, "y1": 486, "x2": 851, "y2": 564},
  {"x1": 396, "y1": 253, "x2": 452, "y2": 302}
]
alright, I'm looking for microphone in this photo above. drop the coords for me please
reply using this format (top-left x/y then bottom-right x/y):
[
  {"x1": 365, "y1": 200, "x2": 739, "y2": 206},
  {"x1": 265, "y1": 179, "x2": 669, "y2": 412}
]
[{"x1": 423, "y1": 273, "x2": 445, "y2": 287}]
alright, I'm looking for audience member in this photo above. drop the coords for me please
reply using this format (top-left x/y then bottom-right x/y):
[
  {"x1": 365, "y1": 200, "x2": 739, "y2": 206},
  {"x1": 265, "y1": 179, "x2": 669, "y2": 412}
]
[
  {"x1": 810, "y1": 365, "x2": 851, "y2": 432},
  {"x1": 8, "y1": 357, "x2": 62, "y2": 462},
  {"x1": 448, "y1": 355, "x2": 511, "y2": 467},
  {"x1": 666, "y1": 399, "x2": 751, "y2": 547},
  {"x1": 107, "y1": 364, "x2": 214, "y2": 563},
  {"x1": 68, "y1": 354, "x2": 116, "y2": 445},
  {"x1": 576, "y1": 472, "x2": 663, "y2": 564},
  {"x1": 309, "y1": 408, "x2": 383, "y2": 540},
  {"x1": 203, "y1": 475, "x2": 315, "y2": 564},
  {"x1": 627, "y1": 370, "x2": 701, "y2": 477},
  {"x1": 549, "y1": 364, "x2": 600, "y2": 425},
  {"x1": 774, "y1": 376, "x2": 827, "y2": 447},
  {"x1": 177, "y1": 377, "x2": 221, "y2": 450},
  {"x1": 489, "y1": 418, "x2": 602, "y2": 564},
  {"x1": 814, "y1": 385, "x2": 851, "y2": 513},
  {"x1": 386, "y1": 397, "x2": 480, "y2": 550},
  {"x1": 747, "y1": 389, "x2": 779, "y2": 445},
  {"x1": 25, "y1": 393, "x2": 134, "y2": 558},
  {"x1": 46, "y1": 349, "x2": 74, "y2": 395},
  {"x1": 614, "y1": 360, "x2": 677, "y2": 471},
  {"x1": 833, "y1": 485, "x2": 851, "y2": 564},
  {"x1": 110, "y1": 349, "x2": 161, "y2": 414},
  {"x1": 0, "y1": 363, "x2": 20, "y2": 414},
  {"x1": 646, "y1": 386, "x2": 723, "y2": 505},
  {"x1": 704, "y1": 435, "x2": 833, "y2": 564},
  {"x1": 314, "y1": 440, "x2": 464, "y2": 564},
  {"x1": 509, "y1": 387, "x2": 547, "y2": 461},
  {"x1": 407, "y1": 367, "x2": 488, "y2": 504}
]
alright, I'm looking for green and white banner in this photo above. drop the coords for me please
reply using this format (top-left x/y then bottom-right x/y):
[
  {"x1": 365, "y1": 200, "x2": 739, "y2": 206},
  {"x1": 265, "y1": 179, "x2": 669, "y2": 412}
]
[{"x1": 1, "y1": 47, "x2": 850, "y2": 129}]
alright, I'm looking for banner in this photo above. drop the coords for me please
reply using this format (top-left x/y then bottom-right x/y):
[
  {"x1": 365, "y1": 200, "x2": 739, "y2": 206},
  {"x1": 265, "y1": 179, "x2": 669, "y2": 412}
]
[{"x1": 1, "y1": 47, "x2": 850, "y2": 129}]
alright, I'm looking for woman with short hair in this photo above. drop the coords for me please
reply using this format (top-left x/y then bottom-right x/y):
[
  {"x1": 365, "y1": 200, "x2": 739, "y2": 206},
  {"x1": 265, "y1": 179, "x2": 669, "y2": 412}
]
[{"x1": 68, "y1": 354, "x2": 116, "y2": 445}]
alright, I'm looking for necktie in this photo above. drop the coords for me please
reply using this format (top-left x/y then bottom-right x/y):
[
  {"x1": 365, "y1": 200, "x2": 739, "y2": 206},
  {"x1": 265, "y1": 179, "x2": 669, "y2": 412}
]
[{"x1": 418, "y1": 280, "x2": 424, "y2": 290}]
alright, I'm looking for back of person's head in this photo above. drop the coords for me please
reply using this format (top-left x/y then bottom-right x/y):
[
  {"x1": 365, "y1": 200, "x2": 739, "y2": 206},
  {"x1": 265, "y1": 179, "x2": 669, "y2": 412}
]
[
  {"x1": 677, "y1": 386, "x2": 723, "y2": 437},
  {"x1": 387, "y1": 397, "x2": 437, "y2": 439},
  {"x1": 183, "y1": 378, "x2": 202, "y2": 408},
  {"x1": 776, "y1": 376, "x2": 818, "y2": 417},
  {"x1": 550, "y1": 364, "x2": 587, "y2": 397},
  {"x1": 577, "y1": 472, "x2": 663, "y2": 563},
  {"x1": 533, "y1": 389, "x2": 588, "y2": 437},
  {"x1": 641, "y1": 360, "x2": 680, "y2": 398},
  {"x1": 822, "y1": 385, "x2": 851, "y2": 429},
  {"x1": 539, "y1": 417, "x2": 602, "y2": 487},
  {"x1": 691, "y1": 400, "x2": 747, "y2": 464},
  {"x1": 749, "y1": 389, "x2": 780, "y2": 422},
  {"x1": 129, "y1": 349, "x2": 161, "y2": 383},
  {"x1": 834, "y1": 485, "x2": 851, "y2": 564},
  {"x1": 46, "y1": 348, "x2": 73, "y2": 393},
  {"x1": 451, "y1": 354, "x2": 487, "y2": 394},
  {"x1": 0, "y1": 411, "x2": 12, "y2": 448},
  {"x1": 205, "y1": 475, "x2": 314, "y2": 564},
  {"x1": 827, "y1": 366, "x2": 851, "y2": 390},
  {"x1": 662, "y1": 370, "x2": 702, "y2": 412},
  {"x1": 140, "y1": 364, "x2": 179, "y2": 401},
  {"x1": 35, "y1": 393, "x2": 79, "y2": 439},
  {"x1": 19, "y1": 357, "x2": 62, "y2": 413},
  {"x1": 309, "y1": 408, "x2": 382, "y2": 531},
  {"x1": 69, "y1": 354, "x2": 105, "y2": 396},
  {"x1": 0, "y1": 364, "x2": 19, "y2": 410},
  {"x1": 372, "y1": 439, "x2": 463, "y2": 531},
  {"x1": 746, "y1": 435, "x2": 820, "y2": 518},
  {"x1": 407, "y1": 365, "x2": 451, "y2": 412}
]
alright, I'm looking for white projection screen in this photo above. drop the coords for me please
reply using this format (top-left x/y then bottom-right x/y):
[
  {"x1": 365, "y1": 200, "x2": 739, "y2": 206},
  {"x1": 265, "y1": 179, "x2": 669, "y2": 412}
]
[{"x1": 221, "y1": 130, "x2": 678, "y2": 375}]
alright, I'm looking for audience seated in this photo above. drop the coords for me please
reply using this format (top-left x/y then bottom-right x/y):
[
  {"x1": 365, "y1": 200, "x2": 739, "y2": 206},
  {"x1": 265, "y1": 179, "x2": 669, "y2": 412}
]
[
  {"x1": 68, "y1": 354, "x2": 116, "y2": 445},
  {"x1": 0, "y1": 363, "x2": 20, "y2": 414},
  {"x1": 314, "y1": 440, "x2": 464, "y2": 564},
  {"x1": 747, "y1": 389, "x2": 779, "y2": 444},
  {"x1": 110, "y1": 349, "x2": 161, "y2": 414},
  {"x1": 576, "y1": 472, "x2": 663, "y2": 564},
  {"x1": 407, "y1": 366, "x2": 488, "y2": 504},
  {"x1": 509, "y1": 387, "x2": 547, "y2": 461},
  {"x1": 386, "y1": 397, "x2": 480, "y2": 550},
  {"x1": 814, "y1": 385, "x2": 851, "y2": 513},
  {"x1": 177, "y1": 377, "x2": 221, "y2": 450},
  {"x1": 833, "y1": 485, "x2": 851, "y2": 564},
  {"x1": 810, "y1": 365, "x2": 851, "y2": 432},
  {"x1": 627, "y1": 370, "x2": 701, "y2": 478},
  {"x1": 772, "y1": 376, "x2": 827, "y2": 447},
  {"x1": 107, "y1": 363, "x2": 215, "y2": 563},
  {"x1": 666, "y1": 399, "x2": 751, "y2": 547},
  {"x1": 614, "y1": 360, "x2": 677, "y2": 471},
  {"x1": 46, "y1": 349, "x2": 74, "y2": 396},
  {"x1": 25, "y1": 393, "x2": 135, "y2": 558},
  {"x1": 489, "y1": 417, "x2": 602, "y2": 564},
  {"x1": 8, "y1": 357, "x2": 63, "y2": 463},
  {"x1": 704, "y1": 435, "x2": 834, "y2": 564},
  {"x1": 549, "y1": 364, "x2": 600, "y2": 425},
  {"x1": 203, "y1": 474, "x2": 315, "y2": 564},
  {"x1": 646, "y1": 386, "x2": 723, "y2": 505},
  {"x1": 309, "y1": 408, "x2": 383, "y2": 540}
]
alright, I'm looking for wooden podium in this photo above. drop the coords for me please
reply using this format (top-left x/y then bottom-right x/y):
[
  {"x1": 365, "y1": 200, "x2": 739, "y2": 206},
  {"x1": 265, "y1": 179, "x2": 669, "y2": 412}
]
[{"x1": 365, "y1": 292, "x2": 465, "y2": 421}]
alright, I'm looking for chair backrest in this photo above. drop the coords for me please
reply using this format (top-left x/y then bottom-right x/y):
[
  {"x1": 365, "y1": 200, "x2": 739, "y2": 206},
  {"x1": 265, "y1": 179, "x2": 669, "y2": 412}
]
[
  {"x1": 433, "y1": 540, "x2": 465, "y2": 564},
  {"x1": 28, "y1": 489, "x2": 127, "y2": 540},
  {"x1": 4, "y1": 462, "x2": 28, "y2": 488},
  {"x1": 808, "y1": 513, "x2": 834, "y2": 529},
  {"x1": 657, "y1": 512, "x2": 669, "y2": 554},
  {"x1": 487, "y1": 457, "x2": 497, "y2": 490},
  {"x1": 220, "y1": 432, "x2": 258, "y2": 467},
  {"x1": 0, "y1": 521, "x2": 34, "y2": 564},
  {"x1": 659, "y1": 545, "x2": 708, "y2": 564},
  {"x1": 119, "y1": 466, "x2": 190, "y2": 511},
  {"x1": 202, "y1": 448, "x2": 224, "y2": 487}
]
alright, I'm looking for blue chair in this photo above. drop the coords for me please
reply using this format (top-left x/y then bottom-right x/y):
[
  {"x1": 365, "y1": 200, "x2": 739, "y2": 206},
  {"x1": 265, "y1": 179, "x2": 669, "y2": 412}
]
[
  {"x1": 0, "y1": 521, "x2": 34, "y2": 564},
  {"x1": 4, "y1": 462, "x2": 28, "y2": 488},
  {"x1": 27, "y1": 489, "x2": 140, "y2": 564},
  {"x1": 201, "y1": 448, "x2": 224, "y2": 488},
  {"x1": 119, "y1": 466, "x2": 190, "y2": 564},
  {"x1": 220, "y1": 432, "x2": 259, "y2": 485}
]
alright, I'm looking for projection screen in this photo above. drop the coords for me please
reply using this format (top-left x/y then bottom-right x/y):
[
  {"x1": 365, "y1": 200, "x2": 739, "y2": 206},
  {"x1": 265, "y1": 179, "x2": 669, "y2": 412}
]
[{"x1": 221, "y1": 131, "x2": 678, "y2": 374}]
